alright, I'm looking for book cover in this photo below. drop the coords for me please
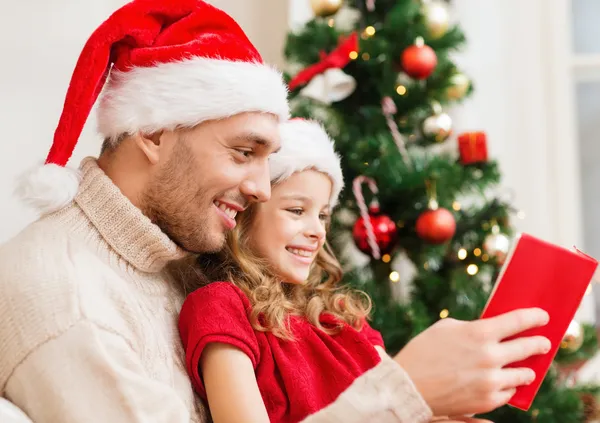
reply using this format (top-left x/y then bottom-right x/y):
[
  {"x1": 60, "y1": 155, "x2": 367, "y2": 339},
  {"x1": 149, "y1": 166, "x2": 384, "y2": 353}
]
[{"x1": 480, "y1": 233, "x2": 598, "y2": 411}]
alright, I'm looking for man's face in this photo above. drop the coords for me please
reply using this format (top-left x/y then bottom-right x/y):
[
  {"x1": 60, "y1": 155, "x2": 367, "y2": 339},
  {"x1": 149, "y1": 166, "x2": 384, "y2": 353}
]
[{"x1": 141, "y1": 112, "x2": 280, "y2": 254}]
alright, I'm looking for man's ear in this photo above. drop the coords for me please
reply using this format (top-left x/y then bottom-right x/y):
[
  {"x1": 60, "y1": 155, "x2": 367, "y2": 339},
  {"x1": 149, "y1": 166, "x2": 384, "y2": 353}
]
[{"x1": 134, "y1": 131, "x2": 164, "y2": 165}]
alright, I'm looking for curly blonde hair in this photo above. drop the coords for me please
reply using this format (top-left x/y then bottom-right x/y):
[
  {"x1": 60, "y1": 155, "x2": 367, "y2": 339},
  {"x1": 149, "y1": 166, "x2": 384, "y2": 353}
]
[{"x1": 187, "y1": 201, "x2": 373, "y2": 340}]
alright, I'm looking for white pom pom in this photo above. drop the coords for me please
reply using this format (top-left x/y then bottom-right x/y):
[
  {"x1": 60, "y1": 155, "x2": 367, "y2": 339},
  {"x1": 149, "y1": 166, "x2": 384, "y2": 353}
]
[{"x1": 14, "y1": 163, "x2": 81, "y2": 215}]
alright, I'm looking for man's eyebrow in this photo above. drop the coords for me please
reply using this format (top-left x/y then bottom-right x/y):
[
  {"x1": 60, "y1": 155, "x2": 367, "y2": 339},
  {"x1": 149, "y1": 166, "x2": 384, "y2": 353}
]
[
  {"x1": 230, "y1": 133, "x2": 278, "y2": 150},
  {"x1": 229, "y1": 132, "x2": 282, "y2": 154}
]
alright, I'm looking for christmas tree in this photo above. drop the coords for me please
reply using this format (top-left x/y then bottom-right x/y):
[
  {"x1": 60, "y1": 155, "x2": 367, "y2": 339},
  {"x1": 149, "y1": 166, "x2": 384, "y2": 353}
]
[{"x1": 283, "y1": 0, "x2": 600, "y2": 421}]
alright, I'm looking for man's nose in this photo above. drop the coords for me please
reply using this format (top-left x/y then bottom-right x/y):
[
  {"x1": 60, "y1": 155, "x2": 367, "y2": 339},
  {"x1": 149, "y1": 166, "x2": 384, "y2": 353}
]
[{"x1": 240, "y1": 163, "x2": 271, "y2": 203}]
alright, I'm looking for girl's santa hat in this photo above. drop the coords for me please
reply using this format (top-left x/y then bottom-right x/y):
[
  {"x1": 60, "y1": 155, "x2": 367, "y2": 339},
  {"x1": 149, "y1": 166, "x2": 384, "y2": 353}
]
[
  {"x1": 17, "y1": 0, "x2": 289, "y2": 215},
  {"x1": 270, "y1": 119, "x2": 344, "y2": 207}
]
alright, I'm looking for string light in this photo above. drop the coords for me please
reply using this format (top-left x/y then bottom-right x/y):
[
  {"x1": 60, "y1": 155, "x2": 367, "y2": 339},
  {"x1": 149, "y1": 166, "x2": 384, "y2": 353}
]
[
  {"x1": 439, "y1": 309, "x2": 449, "y2": 319},
  {"x1": 364, "y1": 161, "x2": 369, "y2": 166},
  {"x1": 328, "y1": 18, "x2": 335, "y2": 27},
  {"x1": 396, "y1": 85, "x2": 407, "y2": 95},
  {"x1": 467, "y1": 264, "x2": 479, "y2": 275},
  {"x1": 349, "y1": 51, "x2": 358, "y2": 60},
  {"x1": 473, "y1": 248, "x2": 482, "y2": 257},
  {"x1": 365, "y1": 26, "x2": 376, "y2": 36},
  {"x1": 452, "y1": 201, "x2": 461, "y2": 211},
  {"x1": 457, "y1": 248, "x2": 467, "y2": 260},
  {"x1": 481, "y1": 254, "x2": 489, "y2": 262},
  {"x1": 389, "y1": 271, "x2": 400, "y2": 282},
  {"x1": 382, "y1": 254, "x2": 391, "y2": 263},
  {"x1": 423, "y1": 262, "x2": 429, "y2": 270},
  {"x1": 362, "y1": 52, "x2": 370, "y2": 60}
]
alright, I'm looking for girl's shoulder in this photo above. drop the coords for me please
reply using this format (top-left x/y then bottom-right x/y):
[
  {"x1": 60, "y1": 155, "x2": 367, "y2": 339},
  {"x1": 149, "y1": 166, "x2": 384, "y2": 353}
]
[
  {"x1": 179, "y1": 282, "x2": 253, "y2": 331},
  {"x1": 183, "y1": 281, "x2": 250, "y2": 310},
  {"x1": 178, "y1": 281, "x2": 262, "y2": 380}
]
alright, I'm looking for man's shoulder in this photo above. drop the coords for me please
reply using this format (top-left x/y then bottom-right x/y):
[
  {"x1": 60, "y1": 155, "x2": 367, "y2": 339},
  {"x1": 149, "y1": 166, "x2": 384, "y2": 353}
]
[
  {"x1": 0, "y1": 219, "x2": 91, "y2": 390},
  {"x1": 0, "y1": 218, "x2": 87, "y2": 290},
  {"x1": 0, "y1": 217, "x2": 99, "y2": 322},
  {"x1": 1, "y1": 217, "x2": 77, "y2": 260}
]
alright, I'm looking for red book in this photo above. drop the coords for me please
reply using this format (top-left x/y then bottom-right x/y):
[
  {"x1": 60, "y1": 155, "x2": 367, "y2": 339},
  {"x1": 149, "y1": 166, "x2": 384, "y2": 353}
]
[{"x1": 480, "y1": 233, "x2": 598, "y2": 411}]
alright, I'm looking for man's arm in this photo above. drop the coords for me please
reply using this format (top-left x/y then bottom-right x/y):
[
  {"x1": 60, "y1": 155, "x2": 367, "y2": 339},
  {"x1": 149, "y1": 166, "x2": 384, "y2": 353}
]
[
  {"x1": 299, "y1": 353, "x2": 433, "y2": 423},
  {"x1": 5, "y1": 320, "x2": 192, "y2": 423}
]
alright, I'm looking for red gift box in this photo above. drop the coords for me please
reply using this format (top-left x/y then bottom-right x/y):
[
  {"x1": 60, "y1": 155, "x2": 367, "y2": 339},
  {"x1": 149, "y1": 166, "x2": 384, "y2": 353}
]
[{"x1": 458, "y1": 131, "x2": 488, "y2": 165}]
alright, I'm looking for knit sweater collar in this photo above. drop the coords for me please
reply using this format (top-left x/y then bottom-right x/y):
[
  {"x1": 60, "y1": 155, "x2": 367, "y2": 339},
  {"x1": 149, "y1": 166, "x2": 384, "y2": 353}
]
[{"x1": 74, "y1": 157, "x2": 189, "y2": 273}]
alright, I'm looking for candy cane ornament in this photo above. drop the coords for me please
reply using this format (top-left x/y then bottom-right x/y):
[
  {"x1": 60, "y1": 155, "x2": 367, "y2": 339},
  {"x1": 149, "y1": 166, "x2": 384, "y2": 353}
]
[
  {"x1": 353, "y1": 176, "x2": 381, "y2": 259},
  {"x1": 352, "y1": 176, "x2": 399, "y2": 260},
  {"x1": 382, "y1": 96, "x2": 411, "y2": 166}
]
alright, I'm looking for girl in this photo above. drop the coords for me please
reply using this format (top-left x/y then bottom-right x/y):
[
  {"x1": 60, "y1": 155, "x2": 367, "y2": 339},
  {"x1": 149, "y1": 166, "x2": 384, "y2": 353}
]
[{"x1": 178, "y1": 119, "x2": 388, "y2": 423}]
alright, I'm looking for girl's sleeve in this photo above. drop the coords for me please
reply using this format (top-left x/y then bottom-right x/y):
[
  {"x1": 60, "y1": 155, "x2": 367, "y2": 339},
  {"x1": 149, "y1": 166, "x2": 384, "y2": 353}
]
[
  {"x1": 178, "y1": 282, "x2": 260, "y2": 398},
  {"x1": 360, "y1": 320, "x2": 385, "y2": 349}
]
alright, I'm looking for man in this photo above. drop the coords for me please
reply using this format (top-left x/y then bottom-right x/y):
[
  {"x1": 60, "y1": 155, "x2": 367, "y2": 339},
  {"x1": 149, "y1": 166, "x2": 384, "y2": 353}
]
[{"x1": 0, "y1": 1, "x2": 550, "y2": 423}]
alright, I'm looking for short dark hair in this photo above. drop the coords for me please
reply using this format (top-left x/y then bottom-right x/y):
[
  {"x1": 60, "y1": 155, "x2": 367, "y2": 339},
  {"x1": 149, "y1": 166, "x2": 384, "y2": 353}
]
[{"x1": 100, "y1": 134, "x2": 127, "y2": 155}]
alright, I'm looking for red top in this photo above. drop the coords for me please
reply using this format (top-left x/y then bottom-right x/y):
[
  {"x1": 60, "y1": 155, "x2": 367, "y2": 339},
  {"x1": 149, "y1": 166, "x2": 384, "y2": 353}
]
[{"x1": 179, "y1": 282, "x2": 384, "y2": 423}]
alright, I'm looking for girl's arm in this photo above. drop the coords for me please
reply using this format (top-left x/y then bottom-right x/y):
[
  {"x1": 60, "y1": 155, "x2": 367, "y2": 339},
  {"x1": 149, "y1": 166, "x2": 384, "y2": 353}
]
[{"x1": 201, "y1": 343, "x2": 270, "y2": 423}]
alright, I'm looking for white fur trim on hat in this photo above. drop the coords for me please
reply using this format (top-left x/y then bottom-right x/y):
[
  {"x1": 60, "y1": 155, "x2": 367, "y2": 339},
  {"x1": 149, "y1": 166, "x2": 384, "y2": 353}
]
[
  {"x1": 98, "y1": 57, "x2": 290, "y2": 140},
  {"x1": 271, "y1": 119, "x2": 344, "y2": 207},
  {"x1": 14, "y1": 163, "x2": 81, "y2": 216}
]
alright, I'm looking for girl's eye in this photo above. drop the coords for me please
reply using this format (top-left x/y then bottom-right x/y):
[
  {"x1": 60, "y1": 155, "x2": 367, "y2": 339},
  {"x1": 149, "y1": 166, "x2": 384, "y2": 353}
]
[
  {"x1": 319, "y1": 213, "x2": 330, "y2": 221},
  {"x1": 287, "y1": 208, "x2": 303, "y2": 216}
]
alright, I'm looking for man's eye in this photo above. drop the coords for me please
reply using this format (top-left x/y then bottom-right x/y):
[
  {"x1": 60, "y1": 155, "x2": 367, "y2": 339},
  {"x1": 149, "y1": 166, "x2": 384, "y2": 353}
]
[{"x1": 236, "y1": 149, "x2": 252, "y2": 158}]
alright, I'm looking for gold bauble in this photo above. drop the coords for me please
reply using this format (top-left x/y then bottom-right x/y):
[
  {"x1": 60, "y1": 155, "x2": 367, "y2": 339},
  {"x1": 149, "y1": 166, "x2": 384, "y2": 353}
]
[
  {"x1": 422, "y1": 112, "x2": 453, "y2": 143},
  {"x1": 447, "y1": 73, "x2": 471, "y2": 100},
  {"x1": 423, "y1": 1, "x2": 450, "y2": 39},
  {"x1": 561, "y1": 320, "x2": 584, "y2": 353},
  {"x1": 483, "y1": 232, "x2": 511, "y2": 264},
  {"x1": 310, "y1": 0, "x2": 343, "y2": 17}
]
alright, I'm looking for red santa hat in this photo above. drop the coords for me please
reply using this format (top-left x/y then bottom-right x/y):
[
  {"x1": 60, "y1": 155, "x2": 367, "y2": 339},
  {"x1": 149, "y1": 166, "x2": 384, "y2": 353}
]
[
  {"x1": 270, "y1": 119, "x2": 344, "y2": 207},
  {"x1": 17, "y1": 0, "x2": 289, "y2": 215}
]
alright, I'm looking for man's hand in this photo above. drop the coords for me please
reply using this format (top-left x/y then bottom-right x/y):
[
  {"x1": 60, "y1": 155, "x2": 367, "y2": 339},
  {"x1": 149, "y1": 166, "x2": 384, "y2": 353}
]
[
  {"x1": 432, "y1": 418, "x2": 493, "y2": 423},
  {"x1": 395, "y1": 308, "x2": 551, "y2": 417}
]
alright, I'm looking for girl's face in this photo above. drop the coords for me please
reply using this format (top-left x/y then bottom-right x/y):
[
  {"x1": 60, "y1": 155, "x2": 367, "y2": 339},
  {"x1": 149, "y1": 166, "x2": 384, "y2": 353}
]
[{"x1": 248, "y1": 170, "x2": 332, "y2": 284}]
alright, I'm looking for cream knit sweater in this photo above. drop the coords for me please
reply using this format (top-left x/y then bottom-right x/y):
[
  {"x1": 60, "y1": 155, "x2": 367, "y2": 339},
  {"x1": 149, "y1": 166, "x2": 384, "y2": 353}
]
[{"x1": 0, "y1": 158, "x2": 432, "y2": 423}]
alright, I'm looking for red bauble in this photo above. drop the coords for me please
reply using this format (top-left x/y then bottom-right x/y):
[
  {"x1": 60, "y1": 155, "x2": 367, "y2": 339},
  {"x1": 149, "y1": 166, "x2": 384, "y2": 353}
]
[
  {"x1": 416, "y1": 207, "x2": 456, "y2": 244},
  {"x1": 401, "y1": 43, "x2": 437, "y2": 80},
  {"x1": 353, "y1": 209, "x2": 398, "y2": 256}
]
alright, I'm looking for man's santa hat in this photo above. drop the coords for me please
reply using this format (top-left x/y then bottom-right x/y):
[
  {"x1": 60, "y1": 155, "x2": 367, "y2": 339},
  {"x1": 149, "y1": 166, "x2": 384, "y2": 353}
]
[
  {"x1": 270, "y1": 119, "x2": 344, "y2": 207},
  {"x1": 17, "y1": 0, "x2": 289, "y2": 215}
]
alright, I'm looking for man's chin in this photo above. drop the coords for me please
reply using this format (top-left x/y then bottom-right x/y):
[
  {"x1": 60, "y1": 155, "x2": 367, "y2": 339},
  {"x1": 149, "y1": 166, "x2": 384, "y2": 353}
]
[
  {"x1": 171, "y1": 227, "x2": 227, "y2": 255},
  {"x1": 194, "y1": 231, "x2": 227, "y2": 255}
]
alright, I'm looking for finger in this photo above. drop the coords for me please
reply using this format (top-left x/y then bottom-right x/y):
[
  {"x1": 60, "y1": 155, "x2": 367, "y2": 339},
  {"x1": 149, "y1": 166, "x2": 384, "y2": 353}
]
[
  {"x1": 498, "y1": 335, "x2": 551, "y2": 365},
  {"x1": 497, "y1": 367, "x2": 536, "y2": 389},
  {"x1": 479, "y1": 308, "x2": 549, "y2": 340},
  {"x1": 489, "y1": 388, "x2": 517, "y2": 411}
]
